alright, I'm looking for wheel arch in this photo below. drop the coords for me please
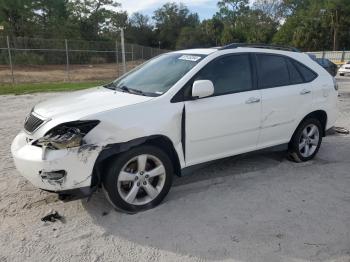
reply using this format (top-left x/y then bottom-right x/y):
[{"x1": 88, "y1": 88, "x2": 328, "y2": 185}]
[
  {"x1": 91, "y1": 135, "x2": 182, "y2": 189},
  {"x1": 294, "y1": 110, "x2": 328, "y2": 138}
]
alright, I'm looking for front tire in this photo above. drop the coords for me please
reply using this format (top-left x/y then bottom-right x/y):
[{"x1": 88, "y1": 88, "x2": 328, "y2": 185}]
[
  {"x1": 103, "y1": 145, "x2": 173, "y2": 213},
  {"x1": 288, "y1": 118, "x2": 323, "y2": 162}
]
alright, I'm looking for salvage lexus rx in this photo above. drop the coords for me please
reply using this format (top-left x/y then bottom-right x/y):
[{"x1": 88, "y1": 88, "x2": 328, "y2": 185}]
[{"x1": 11, "y1": 44, "x2": 338, "y2": 213}]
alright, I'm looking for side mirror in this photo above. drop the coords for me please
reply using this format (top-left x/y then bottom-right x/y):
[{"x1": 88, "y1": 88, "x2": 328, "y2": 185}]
[{"x1": 192, "y1": 80, "x2": 214, "y2": 99}]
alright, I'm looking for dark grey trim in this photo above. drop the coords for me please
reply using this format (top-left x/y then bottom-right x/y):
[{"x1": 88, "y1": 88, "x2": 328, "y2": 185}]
[
  {"x1": 181, "y1": 106, "x2": 186, "y2": 159},
  {"x1": 219, "y1": 43, "x2": 300, "y2": 52},
  {"x1": 41, "y1": 186, "x2": 93, "y2": 201}
]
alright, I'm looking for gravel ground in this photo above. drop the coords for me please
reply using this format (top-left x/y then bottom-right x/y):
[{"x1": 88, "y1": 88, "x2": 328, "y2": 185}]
[{"x1": 0, "y1": 80, "x2": 350, "y2": 262}]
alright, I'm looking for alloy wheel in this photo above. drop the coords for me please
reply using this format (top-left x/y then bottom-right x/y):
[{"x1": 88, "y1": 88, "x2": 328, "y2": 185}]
[
  {"x1": 117, "y1": 154, "x2": 166, "y2": 205},
  {"x1": 298, "y1": 124, "x2": 320, "y2": 158}
]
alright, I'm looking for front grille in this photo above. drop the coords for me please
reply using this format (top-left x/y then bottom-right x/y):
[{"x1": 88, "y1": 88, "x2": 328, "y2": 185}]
[{"x1": 24, "y1": 113, "x2": 44, "y2": 133}]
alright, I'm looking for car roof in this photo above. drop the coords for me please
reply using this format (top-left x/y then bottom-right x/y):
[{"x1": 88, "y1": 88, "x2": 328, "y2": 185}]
[{"x1": 174, "y1": 45, "x2": 300, "y2": 56}]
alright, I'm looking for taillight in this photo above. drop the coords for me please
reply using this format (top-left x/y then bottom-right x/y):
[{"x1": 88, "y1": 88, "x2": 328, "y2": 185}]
[{"x1": 333, "y1": 77, "x2": 338, "y2": 90}]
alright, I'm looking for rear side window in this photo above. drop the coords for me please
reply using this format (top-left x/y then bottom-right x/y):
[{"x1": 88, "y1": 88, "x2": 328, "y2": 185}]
[
  {"x1": 257, "y1": 54, "x2": 289, "y2": 88},
  {"x1": 293, "y1": 61, "x2": 317, "y2": 82},
  {"x1": 195, "y1": 54, "x2": 253, "y2": 95},
  {"x1": 286, "y1": 59, "x2": 304, "y2": 85}
]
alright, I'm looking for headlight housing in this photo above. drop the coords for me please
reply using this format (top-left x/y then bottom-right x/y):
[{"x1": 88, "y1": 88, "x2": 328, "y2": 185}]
[{"x1": 34, "y1": 120, "x2": 100, "y2": 150}]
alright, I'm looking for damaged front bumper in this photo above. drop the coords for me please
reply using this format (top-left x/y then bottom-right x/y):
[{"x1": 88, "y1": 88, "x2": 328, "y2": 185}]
[{"x1": 11, "y1": 131, "x2": 101, "y2": 192}]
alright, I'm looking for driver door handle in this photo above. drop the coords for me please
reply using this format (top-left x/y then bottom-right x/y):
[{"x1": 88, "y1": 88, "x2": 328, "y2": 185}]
[
  {"x1": 245, "y1": 97, "x2": 261, "y2": 104},
  {"x1": 300, "y1": 89, "x2": 311, "y2": 95}
]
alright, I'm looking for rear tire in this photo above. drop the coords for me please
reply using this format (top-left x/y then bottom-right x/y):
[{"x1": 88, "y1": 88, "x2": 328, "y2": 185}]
[
  {"x1": 288, "y1": 118, "x2": 323, "y2": 162},
  {"x1": 102, "y1": 145, "x2": 173, "y2": 213}
]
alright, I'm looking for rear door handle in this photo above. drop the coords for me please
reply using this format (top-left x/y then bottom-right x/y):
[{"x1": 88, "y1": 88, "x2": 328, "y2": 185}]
[
  {"x1": 245, "y1": 97, "x2": 261, "y2": 104},
  {"x1": 300, "y1": 89, "x2": 311, "y2": 95}
]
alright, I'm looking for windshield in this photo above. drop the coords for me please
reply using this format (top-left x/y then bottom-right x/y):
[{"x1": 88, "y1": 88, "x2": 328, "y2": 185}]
[{"x1": 105, "y1": 53, "x2": 205, "y2": 96}]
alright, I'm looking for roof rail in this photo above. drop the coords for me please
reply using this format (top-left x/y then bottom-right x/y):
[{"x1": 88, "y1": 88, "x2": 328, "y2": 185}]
[{"x1": 219, "y1": 43, "x2": 300, "y2": 52}]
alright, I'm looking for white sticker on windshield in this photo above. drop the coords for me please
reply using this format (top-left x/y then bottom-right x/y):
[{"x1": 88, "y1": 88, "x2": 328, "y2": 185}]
[{"x1": 178, "y1": 55, "x2": 201, "y2": 62}]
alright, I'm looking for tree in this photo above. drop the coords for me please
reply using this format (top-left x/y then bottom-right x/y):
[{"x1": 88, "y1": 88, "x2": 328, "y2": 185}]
[
  {"x1": 33, "y1": 0, "x2": 79, "y2": 39},
  {"x1": 253, "y1": 0, "x2": 285, "y2": 22},
  {"x1": 200, "y1": 18, "x2": 224, "y2": 46},
  {"x1": 273, "y1": 0, "x2": 350, "y2": 51},
  {"x1": 126, "y1": 13, "x2": 156, "y2": 46},
  {"x1": 153, "y1": 2, "x2": 199, "y2": 49},
  {"x1": 241, "y1": 9, "x2": 278, "y2": 43},
  {"x1": 326, "y1": 0, "x2": 350, "y2": 50},
  {"x1": 68, "y1": 0, "x2": 120, "y2": 40},
  {"x1": 0, "y1": 0, "x2": 38, "y2": 37}
]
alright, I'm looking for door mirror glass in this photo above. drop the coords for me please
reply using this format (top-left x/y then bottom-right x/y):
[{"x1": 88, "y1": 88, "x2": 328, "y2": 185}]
[{"x1": 192, "y1": 80, "x2": 214, "y2": 99}]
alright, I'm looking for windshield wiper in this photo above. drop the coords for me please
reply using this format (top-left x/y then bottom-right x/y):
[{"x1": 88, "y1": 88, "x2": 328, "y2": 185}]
[
  {"x1": 105, "y1": 83, "x2": 159, "y2": 97},
  {"x1": 116, "y1": 85, "x2": 148, "y2": 96}
]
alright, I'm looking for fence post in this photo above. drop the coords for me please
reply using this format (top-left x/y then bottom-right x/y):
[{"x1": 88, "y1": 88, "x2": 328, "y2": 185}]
[
  {"x1": 65, "y1": 39, "x2": 70, "y2": 82},
  {"x1": 341, "y1": 49, "x2": 345, "y2": 62},
  {"x1": 6, "y1": 36, "x2": 15, "y2": 85},
  {"x1": 322, "y1": 50, "x2": 325, "y2": 59},
  {"x1": 120, "y1": 28, "x2": 126, "y2": 74},
  {"x1": 115, "y1": 39, "x2": 119, "y2": 77},
  {"x1": 131, "y1": 44, "x2": 134, "y2": 63}
]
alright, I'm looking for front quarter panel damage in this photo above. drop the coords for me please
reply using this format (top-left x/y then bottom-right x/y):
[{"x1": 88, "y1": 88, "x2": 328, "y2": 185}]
[{"x1": 11, "y1": 131, "x2": 103, "y2": 192}]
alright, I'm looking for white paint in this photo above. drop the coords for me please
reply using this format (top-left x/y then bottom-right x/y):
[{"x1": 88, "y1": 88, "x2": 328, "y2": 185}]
[{"x1": 11, "y1": 47, "x2": 338, "y2": 192}]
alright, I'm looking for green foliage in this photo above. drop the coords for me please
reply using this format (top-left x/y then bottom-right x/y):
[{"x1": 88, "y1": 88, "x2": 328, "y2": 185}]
[
  {"x1": 0, "y1": 81, "x2": 106, "y2": 95},
  {"x1": 274, "y1": 0, "x2": 350, "y2": 50},
  {"x1": 153, "y1": 2, "x2": 200, "y2": 49},
  {"x1": 13, "y1": 52, "x2": 45, "y2": 65},
  {"x1": 0, "y1": 0, "x2": 350, "y2": 52}
]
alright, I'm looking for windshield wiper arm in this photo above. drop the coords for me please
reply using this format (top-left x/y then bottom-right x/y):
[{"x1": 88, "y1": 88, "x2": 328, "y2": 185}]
[
  {"x1": 106, "y1": 83, "x2": 154, "y2": 96},
  {"x1": 116, "y1": 85, "x2": 147, "y2": 96}
]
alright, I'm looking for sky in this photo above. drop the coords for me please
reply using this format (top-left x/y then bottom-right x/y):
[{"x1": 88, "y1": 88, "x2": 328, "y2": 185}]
[{"x1": 116, "y1": 0, "x2": 218, "y2": 20}]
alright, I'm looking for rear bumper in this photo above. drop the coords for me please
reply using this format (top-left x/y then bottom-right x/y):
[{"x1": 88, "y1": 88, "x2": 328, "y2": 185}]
[{"x1": 11, "y1": 131, "x2": 101, "y2": 192}]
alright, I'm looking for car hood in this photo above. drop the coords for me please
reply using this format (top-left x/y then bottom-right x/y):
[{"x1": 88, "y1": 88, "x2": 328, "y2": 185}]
[{"x1": 34, "y1": 86, "x2": 155, "y2": 119}]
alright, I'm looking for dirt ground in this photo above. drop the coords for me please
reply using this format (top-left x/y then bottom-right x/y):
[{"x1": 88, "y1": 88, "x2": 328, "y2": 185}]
[
  {"x1": 0, "y1": 62, "x2": 143, "y2": 83},
  {"x1": 0, "y1": 79, "x2": 350, "y2": 262}
]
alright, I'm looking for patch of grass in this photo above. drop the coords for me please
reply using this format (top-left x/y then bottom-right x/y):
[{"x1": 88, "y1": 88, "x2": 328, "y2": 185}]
[{"x1": 0, "y1": 81, "x2": 107, "y2": 95}]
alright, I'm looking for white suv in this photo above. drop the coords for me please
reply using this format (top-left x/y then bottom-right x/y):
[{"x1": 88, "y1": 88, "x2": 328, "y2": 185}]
[
  {"x1": 339, "y1": 61, "x2": 350, "y2": 76},
  {"x1": 11, "y1": 44, "x2": 338, "y2": 213}
]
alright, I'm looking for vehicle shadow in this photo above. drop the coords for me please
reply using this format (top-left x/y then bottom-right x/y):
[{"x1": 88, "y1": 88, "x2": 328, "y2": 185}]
[
  {"x1": 83, "y1": 150, "x2": 288, "y2": 260},
  {"x1": 82, "y1": 145, "x2": 350, "y2": 261}
]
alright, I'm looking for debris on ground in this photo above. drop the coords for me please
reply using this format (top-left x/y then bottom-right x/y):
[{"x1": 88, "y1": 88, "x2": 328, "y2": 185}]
[
  {"x1": 334, "y1": 126, "x2": 350, "y2": 134},
  {"x1": 41, "y1": 211, "x2": 64, "y2": 223}
]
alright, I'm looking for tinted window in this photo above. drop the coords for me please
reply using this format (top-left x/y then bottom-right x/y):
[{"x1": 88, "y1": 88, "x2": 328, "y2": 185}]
[
  {"x1": 286, "y1": 59, "x2": 304, "y2": 85},
  {"x1": 257, "y1": 54, "x2": 289, "y2": 88},
  {"x1": 195, "y1": 54, "x2": 253, "y2": 95},
  {"x1": 293, "y1": 61, "x2": 317, "y2": 82}
]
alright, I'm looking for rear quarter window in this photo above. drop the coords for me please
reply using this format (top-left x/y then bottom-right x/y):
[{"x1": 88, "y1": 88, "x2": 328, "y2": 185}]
[
  {"x1": 292, "y1": 60, "x2": 318, "y2": 82},
  {"x1": 286, "y1": 58, "x2": 304, "y2": 85}
]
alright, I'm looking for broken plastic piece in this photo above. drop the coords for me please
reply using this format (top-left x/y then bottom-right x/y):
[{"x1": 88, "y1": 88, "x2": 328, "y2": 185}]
[
  {"x1": 41, "y1": 211, "x2": 64, "y2": 223},
  {"x1": 334, "y1": 126, "x2": 350, "y2": 135}
]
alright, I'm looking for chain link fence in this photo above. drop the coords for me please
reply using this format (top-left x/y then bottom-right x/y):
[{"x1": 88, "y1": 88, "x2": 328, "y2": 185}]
[
  {"x1": 1, "y1": 37, "x2": 348, "y2": 85},
  {"x1": 0, "y1": 36, "x2": 169, "y2": 84},
  {"x1": 308, "y1": 51, "x2": 350, "y2": 65}
]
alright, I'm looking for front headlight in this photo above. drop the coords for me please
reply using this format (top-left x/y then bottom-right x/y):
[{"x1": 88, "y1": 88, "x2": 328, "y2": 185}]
[{"x1": 34, "y1": 120, "x2": 100, "y2": 150}]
